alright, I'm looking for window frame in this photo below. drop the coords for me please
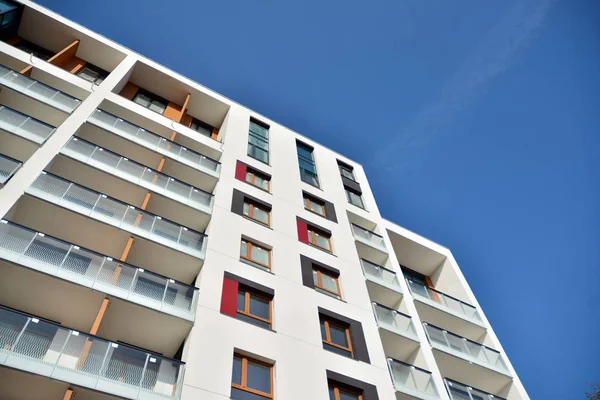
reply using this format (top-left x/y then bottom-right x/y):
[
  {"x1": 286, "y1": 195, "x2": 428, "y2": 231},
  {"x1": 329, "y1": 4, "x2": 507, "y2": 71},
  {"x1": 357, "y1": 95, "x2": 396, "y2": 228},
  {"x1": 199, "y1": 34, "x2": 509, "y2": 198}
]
[
  {"x1": 246, "y1": 167, "x2": 271, "y2": 192},
  {"x1": 297, "y1": 141, "x2": 320, "y2": 188},
  {"x1": 248, "y1": 119, "x2": 270, "y2": 164},
  {"x1": 313, "y1": 267, "x2": 341, "y2": 298},
  {"x1": 75, "y1": 63, "x2": 108, "y2": 85},
  {"x1": 189, "y1": 117, "x2": 214, "y2": 138},
  {"x1": 329, "y1": 384, "x2": 363, "y2": 400},
  {"x1": 232, "y1": 354, "x2": 274, "y2": 399},
  {"x1": 321, "y1": 317, "x2": 354, "y2": 358},
  {"x1": 240, "y1": 239, "x2": 272, "y2": 271},
  {"x1": 243, "y1": 200, "x2": 271, "y2": 226},
  {"x1": 338, "y1": 164, "x2": 356, "y2": 181},
  {"x1": 303, "y1": 194, "x2": 326, "y2": 217},
  {"x1": 345, "y1": 188, "x2": 365, "y2": 209},
  {"x1": 236, "y1": 286, "x2": 273, "y2": 328},
  {"x1": 132, "y1": 88, "x2": 169, "y2": 115},
  {"x1": 308, "y1": 226, "x2": 332, "y2": 252}
]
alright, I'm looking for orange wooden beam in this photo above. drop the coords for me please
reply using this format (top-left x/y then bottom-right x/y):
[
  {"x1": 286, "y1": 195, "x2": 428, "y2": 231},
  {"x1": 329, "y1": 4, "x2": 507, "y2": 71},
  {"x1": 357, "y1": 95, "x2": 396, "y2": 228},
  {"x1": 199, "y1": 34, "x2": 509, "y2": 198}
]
[{"x1": 47, "y1": 40, "x2": 80, "y2": 68}]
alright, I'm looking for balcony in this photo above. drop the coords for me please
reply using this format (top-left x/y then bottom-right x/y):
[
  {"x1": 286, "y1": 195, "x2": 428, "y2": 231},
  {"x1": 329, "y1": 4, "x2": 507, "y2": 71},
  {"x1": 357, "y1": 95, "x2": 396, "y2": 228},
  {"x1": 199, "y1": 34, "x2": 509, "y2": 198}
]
[
  {"x1": 53, "y1": 136, "x2": 214, "y2": 230},
  {"x1": 406, "y1": 279, "x2": 485, "y2": 338},
  {"x1": 0, "y1": 153, "x2": 21, "y2": 185},
  {"x1": 0, "y1": 219, "x2": 198, "y2": 322},
  {"x1": 86, "y1": 108, "x2": 220, "y2": 186},
  {"x1": 361, "y1": 258, "x2": 403, "y2": 307},
  {"x1": 0, "y1": 104, "x2": 56, "y2": 161},
  {"x1": 0, "y1": 64, "x2": 81, "y2": 113},
  {"x1": 372, "y1": 303, "x2": 419, "y2": 360},
  {"x1": 445, "y1": 379, "x2": 507, "y2": 400},
  {"x1": 0, "y1": 305, "x2": 185, "y2": 400},
  {"x1": 351, "y1": 223, "x2": 388, "y2": 264},
  {"x1": 387, "y1": 358, "x2": 439, "y2": 400},
  {"x1": 423, "y1": 323, "x2": 512, "y2": 395}
]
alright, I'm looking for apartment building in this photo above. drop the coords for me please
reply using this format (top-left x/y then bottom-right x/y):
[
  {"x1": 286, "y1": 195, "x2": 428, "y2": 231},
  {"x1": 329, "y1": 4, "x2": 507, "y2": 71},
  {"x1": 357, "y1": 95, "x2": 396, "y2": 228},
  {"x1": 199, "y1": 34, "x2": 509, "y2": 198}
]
[{"x1": 0, "y1": 1, "x2": 529, "y2": 400}]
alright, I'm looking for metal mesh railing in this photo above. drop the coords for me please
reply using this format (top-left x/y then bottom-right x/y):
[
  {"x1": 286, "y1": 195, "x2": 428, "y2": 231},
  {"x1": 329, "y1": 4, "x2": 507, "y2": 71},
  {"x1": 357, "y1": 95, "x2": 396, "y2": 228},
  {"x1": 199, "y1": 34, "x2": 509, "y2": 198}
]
[
  {"x1": 0, "y1": 220, "x2": 198, "y2": 320},
  {"x1": 59, "y1": 136, "x2": 214, "y2": 214},
  {"x1": 0, "y1": 64, "x2": 81, "y2": 113},
  {"x1": 372, "y1": 303, "x2": 417, "y2": 340},
  {"x1": 406, "y1": 279, "x2": 482, "y2": 324},
  {"x1": 360, "y1": 259, "x2": 402, "y2": 292},
  {"x1": 88, "y1": 109, "x2": 221, "y2": 177},
  {"x1": 0, "y1": 153, "x2": 21, "y2": 184},
  {"x1": 351, "y1": 223, "x2": 387, "y2": 250},
  {"x1": 0, "y1": 105, "x2": 56, "y2": 144},
  {"x1": 423, "y1": 323, "x2": 509, "y2": 374},
  {"x1": 0, "y1": 306, "x2": 186, "y2": 399},
  {"x1": 387, "y1": 358, "x2": 438, "y2": 398},
  {"x1": 25, "y1": 172, "x2": 207, "y2": 259}
]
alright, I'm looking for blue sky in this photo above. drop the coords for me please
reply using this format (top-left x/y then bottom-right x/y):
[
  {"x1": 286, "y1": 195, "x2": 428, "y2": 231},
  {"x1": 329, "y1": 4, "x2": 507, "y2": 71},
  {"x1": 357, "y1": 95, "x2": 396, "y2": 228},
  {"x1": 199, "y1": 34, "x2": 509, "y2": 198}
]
[{"x1": 37, "y1": 0, "x2": 599, "y2": 398}]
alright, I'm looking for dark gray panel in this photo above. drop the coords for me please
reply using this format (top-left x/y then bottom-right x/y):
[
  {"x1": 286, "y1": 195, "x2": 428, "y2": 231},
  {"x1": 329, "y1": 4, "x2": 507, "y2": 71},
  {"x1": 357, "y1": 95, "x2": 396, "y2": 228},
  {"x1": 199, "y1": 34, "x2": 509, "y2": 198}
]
[
  {"x1": 318, "y1": 307, "x2": 370, "y2": 363},
  {"x1": 326, "y1": 370, "x2": 379, "y2": 400}
]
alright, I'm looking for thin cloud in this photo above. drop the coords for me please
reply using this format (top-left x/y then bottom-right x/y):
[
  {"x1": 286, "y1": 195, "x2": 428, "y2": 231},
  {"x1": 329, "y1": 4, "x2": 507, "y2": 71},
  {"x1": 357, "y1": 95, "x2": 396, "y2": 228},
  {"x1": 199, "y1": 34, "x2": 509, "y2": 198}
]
[{"x1": 371, "y1": 0, "x2": 559, "y2": 172}]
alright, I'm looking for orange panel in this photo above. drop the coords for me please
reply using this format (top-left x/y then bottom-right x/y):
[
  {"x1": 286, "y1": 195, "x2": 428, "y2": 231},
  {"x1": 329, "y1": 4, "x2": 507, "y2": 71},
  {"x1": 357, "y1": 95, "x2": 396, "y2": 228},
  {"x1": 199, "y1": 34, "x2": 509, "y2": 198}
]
[
  {"x1": 211, "y1": 127, "x2": 219, "y2": 140},
  {"x1": 20, "y1": 65, "x2": 32, "y2": 76},
  {"x1": 163, "y1": 102, "x2": 183, "y2": 121},
  {"x1": 63, "y1": 57, "x2": 86, "y2": 74},
  {"x1": 119, "y1": 82, "x2": 139, "y2": 99},
  {"x1": 47, "y1": 40, "x2": 80, "y2": 69}
]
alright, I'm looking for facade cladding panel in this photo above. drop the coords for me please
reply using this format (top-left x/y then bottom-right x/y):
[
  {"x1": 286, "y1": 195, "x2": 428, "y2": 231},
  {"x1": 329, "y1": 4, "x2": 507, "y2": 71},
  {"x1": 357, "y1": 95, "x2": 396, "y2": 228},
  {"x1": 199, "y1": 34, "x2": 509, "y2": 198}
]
[{"x1": 0, "y1": 2, "x2": 529, "y2": 400}]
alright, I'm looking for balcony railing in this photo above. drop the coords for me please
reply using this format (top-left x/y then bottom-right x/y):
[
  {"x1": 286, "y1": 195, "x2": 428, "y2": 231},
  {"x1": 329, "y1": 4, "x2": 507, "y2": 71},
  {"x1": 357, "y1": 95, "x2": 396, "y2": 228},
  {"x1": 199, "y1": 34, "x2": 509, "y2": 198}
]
[
  {"x1": 361, "y1": 259, "x2": 402, "y2": 293},
  {"x1": 372, "y1": 303, "x2": 417, "y2": 340},
  {"x1": 0, "y1": 64, "x2": 81, "y2": 113},
  {"x1": 445, "y1": 379, "x2": 507, "y2": 400},
  {"x1": 351, "y1": 223, "x2": 387, "y2": 251},
  {"x1": 88, "y1": 109, "x2": 221, "y2": 177},
  {"x1": 60, "y1": 137, "x2": 214, "y2": 215},
  {"x1": 406, "y1": 279, "x2": 482, "y2": 324},
  {"x1": 26, "y1": 172, "x2": 207, "y2": 260},
  {"x1": 423, "y1": 323, "x2": 510, "y2": 375},
  {"x1": 0, "y1": 153, "x2": 21, "y2": 185},
  {"x1": 0, "y1": 220, "x2": 199, "y2": 321},
  {"x1": 387, "y1": 358, "x2": 439, "y2": 399},
  {"x1": 0, "y1": 305, "x2": 185, "y2": 399},
  {"x1": 0, "y1": 104, "x2": 56, "y2": 144}
]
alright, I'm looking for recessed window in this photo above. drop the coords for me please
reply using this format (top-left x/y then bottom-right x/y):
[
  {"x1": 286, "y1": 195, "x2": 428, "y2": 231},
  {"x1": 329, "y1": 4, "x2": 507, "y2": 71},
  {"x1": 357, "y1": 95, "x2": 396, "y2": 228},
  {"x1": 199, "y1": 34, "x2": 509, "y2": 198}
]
[
  {"x1": 313, "y1": 268, "x2": 341, "y2": 298},
  {"x1": 189, "y1": 117, "x2": 214, "y2": 138},
  {"x1": 243, "y1": 200, "x2": 271, "y2": 226},
  {"x1": 338, "y1": 164, "x2": 356, "y2": 181},
  {"x1": 240, "y1": 239, "x2": 271, "y2": 271},
  {"x1": 237, "y1": 286, "x2": 272, "y2": 329},
  {"x1": 246, "y1": 168, "x2": 271, "y2": 192},
  {"x1": 15, "y1": 39, "x2": 53, "y2": 61},
  {"x1": 320, "y1": 317, "x2": 353, "y2": 358},
  {"x1": 133, "y1": 89, "x2": 169, "y2": 115},
  {"x1": 329, "y1": 384, "x2": 363, "y2": 400},
  {"x1": 297, "y1": 141, "x2": 319, "y2": 187},
  {"x1": 304, "y1": 193, "x2": 326, "y2": 217},
  {"x1": 308, "y1": 226, "x2": 332, "y2": 251},
  {"x1": 76, "y1": 64, "x2": 108, "y2": 85},
  {"x1": 345, "y1": 188, "x2": 364, "y2": 209},
  {"x1": 231, "y1": 354, "x2": 273, "y2": 399},
  {"x1": 248, "y1": 119, "x2": 269, "y2": 164}
]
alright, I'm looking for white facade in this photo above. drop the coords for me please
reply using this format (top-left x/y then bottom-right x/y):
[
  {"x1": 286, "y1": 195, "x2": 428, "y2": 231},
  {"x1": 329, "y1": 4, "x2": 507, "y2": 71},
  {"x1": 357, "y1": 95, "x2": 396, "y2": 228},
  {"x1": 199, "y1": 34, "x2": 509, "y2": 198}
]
[{"x1": 0, "y1": 1, "x2": 529, "y2": 400}]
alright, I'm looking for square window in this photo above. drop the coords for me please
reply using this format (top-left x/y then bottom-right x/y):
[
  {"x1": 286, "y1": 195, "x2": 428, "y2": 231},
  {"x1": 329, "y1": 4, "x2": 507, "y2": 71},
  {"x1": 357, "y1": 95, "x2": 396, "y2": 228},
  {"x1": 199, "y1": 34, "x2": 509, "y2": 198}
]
[
  {"x1": 240, "y1": 239, "x2": 271, "y2": 271},
  {"x1": 345, "y1": 189, "x2": 364, "y2": 209},
  {"x1": 237, "y1": 286, "x2": 272, "y2": 329},
  {"x1": 313, "y1": 268, "x2": 341, "y2": 298},
  {"x1": 133, "y1": 89, "x2": 168, "y2": 115},
  {"x1": 243, "y1": 200, "x2": 271, "y2": 226},
  {"x1": 308, "y1": 227, "x2": 332, "y2": 251},
  {"x1": 320, "y1": 317, "x2": 353, "y2": 358},
  {"x1": 231, "y1": 354, "x2": 273, "y2": 399},
  {"x1": 246, "y1": 168, "x2": 271, "y2": 192},
  {"x1": 303, "y1": 193, "x2": 326, "y2": 217},
  {"x1": 189, "y1": 118, "x2": 214, "y2": 138},
  {"x1": 329, "y1": 384, "x2": 363, "y2": 400},
  {"x1": 338, "y1": 165, "x2": 356, "y2": 181}
]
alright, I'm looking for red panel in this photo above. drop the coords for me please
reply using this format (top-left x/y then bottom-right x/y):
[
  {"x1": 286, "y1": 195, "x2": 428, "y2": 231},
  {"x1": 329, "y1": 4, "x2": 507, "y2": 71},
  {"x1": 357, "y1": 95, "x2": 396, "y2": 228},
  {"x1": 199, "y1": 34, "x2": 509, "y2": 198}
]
[
  {"x1": 297, "y1": 218, "x2": 309, "y2": 243},
  {"x1": 234, "y1": 161, "x2": 247, "y2": 181},
  {"x1": 220, "y1": 277, "x2": 239, "y2": 317}
]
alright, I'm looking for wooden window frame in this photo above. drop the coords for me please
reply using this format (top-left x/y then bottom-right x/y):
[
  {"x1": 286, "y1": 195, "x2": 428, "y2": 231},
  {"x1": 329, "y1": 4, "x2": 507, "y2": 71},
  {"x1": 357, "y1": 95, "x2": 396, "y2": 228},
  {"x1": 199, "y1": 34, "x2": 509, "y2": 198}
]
[
  {"x1": 240, "y1": 239, "x2": 272, "y2": 270},
  {"x1": 243, "y1": 200, "x2": 271, "y2": 226},
  {"x1": 237, "y1": 287, "x2": 273, "y2": 327},
  {"x1": 232, "y1": 354, "x2": 274, "y2": 399},
  {"x1": 321, "y1": 318, "x2": 353, "y2": 357},
  {"x1": 308, "y1": 227, "x2": 332, "y2": 251},
  {"x1": 303, "y1": 194, "x2": 326, "y2": 217},
  {"x1": 246, "y1": 168, "x2": 271, "y2": 192},
  {"x1": 329, "y1": 384, "x2": 363, "y2": 400},
  {"x1": 313, "y1": 268, "x2": 341, "y2": 297}
]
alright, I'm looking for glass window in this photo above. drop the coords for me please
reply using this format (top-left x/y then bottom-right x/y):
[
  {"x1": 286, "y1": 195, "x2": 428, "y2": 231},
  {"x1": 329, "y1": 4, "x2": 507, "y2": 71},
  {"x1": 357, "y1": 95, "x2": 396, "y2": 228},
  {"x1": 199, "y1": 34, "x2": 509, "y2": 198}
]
[
  {"x1": 246, "y1": 168, "x2": 270, "y2": 192},
  {"x1": 329, "y1": 385, "x2": 363, "y2": 400},
  {"x1": 240, "y1": 239, "x2": 271, "y2": 271},
  {"x1": 313, "y1": 268, "x2": 341, "y2": 298},
  {"x1": 231, "y1": 354, "x2": 273, "y2": 400},
  {"x1": 308, "y1": 227, "x2": 332, "y2": 251},
  {"x1": 297, "y1": 142, "x2": 319, "y2": 187},
  {"x1": 76, "y1": 64, "x2": 108, "y2": 85},
  {"x1": 248, "y1": 120, "x2": 269, "y2": 164},
  {"x1": 0, "y1": 0, "x2": 16, "y2": 12},
  {"x1": 237, "y1": 287, "x2": 272, "y2": 329},
  {"x1": 338, "y1": 164, "x2": 355, "y2": 181},
  {"x1": 320, "y1": 318, "x2": 353, "y2": 358},
  {"x1": 303, "y1": 194, "x2": 326, "y2": 216},
  {"x1": 133, "y1": 89, "x2": 168, "y2": 115},
  {"x1": 345, "y1": 189, "x2": 364, "y2": 209},
  {"x1": 190, "y1": 118, "x2": 213, "y2": 137},
  {"x1": 243, "y1": 200, "x2": 270, "y2": 226}
]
